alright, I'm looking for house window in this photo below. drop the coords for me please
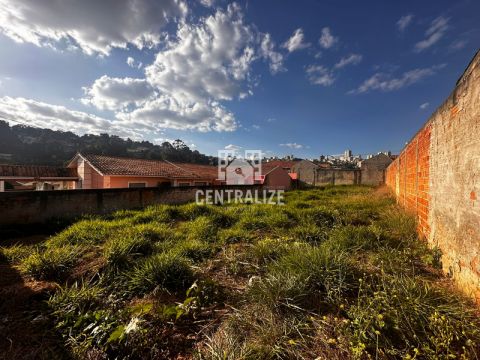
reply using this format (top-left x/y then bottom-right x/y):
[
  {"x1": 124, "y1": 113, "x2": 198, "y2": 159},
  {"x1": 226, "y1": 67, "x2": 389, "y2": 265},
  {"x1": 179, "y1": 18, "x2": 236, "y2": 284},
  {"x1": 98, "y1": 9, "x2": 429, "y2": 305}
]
[
  {"x1": 178, "y1": 182, "x2": 191, "y2": 187},
  {"x1": 128, "y1": 182, "x2": 147, "y2": 188}
]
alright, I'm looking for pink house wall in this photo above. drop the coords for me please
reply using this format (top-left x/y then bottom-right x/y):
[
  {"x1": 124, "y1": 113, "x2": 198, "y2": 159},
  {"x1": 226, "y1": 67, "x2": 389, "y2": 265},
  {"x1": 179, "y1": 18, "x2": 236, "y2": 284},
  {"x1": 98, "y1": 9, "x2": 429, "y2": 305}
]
[
  {"x1": 107, "y1": 176, "x2": 170, "y2": 188},
  {"x1": 264, "y1": 167, "x2": 292, "y2": 190}
]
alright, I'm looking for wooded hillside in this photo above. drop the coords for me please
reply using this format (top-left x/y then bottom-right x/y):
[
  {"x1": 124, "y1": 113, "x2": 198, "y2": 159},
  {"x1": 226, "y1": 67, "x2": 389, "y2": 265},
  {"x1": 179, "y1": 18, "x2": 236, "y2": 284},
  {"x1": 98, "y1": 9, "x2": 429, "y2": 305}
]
[{"x1": 0, "y1": 121, "x2": 215, "y2": 166}]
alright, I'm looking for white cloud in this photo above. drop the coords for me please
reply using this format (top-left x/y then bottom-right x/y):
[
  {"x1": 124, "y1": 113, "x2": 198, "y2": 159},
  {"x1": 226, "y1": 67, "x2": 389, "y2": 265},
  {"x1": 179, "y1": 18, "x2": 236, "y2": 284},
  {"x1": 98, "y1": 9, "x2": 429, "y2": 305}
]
[
  {"x1": 306, "y1": 65, "x2": 335, "y2": 86},
  {"x1": 82, "y1": 75, "x2": 155, "y2": 111},
  {"x1": 449, "y1": 39, "x2": 468, "y2": 51},
  {"x1": 4, "y1": 3, "x2": 287, "y2": 136},
  {"x1": 0, "y1": 0, "x2": 187, "y2": 55},
  {"x1": 116, "y1": 96, "x2": 237, "y2": 132},
  {"x1": 266, "y1": 117, "x2": 276, "y2": 123},
  {"x1": 420, "y1": 102, "x2": 429, "y2": 109},
  {"x1": 252, "y1": 124, "x2": 260, "y2": 130},
  {"x1": 414, "y1": 16, "x2": 449, "y2": 52},
  {"x1": 154, "y1": 137, "x2": 175, "y2": 145},
  {"x1": 319, "y1": 27, "x2": 338, "y2": 49},
  {"x1": 0, "y1": 96, "x2": 118, "y2": 135},
  {"x1": 138, "y1": 4, "x2": 281, "y2": 132},
  {"x1": 280, "y1": 143, "x2": 304, "y2": 149},
  {"x1": 146, "y1": 4, "x2": 256, "y2": 104},
  {"x1": 200, "y1": 0, "x2": 215, "y2": 7},
  {"x1": 397, "y1": 14, "x2": 414, "y2": 32},
  {"x1": 225, "y1": 144, "x2": 242, "y2": 150},
  {"x1": 282, "y1": 28, "x2": 310, "y2": 52},
  {"x1": 126, "y1": 56, "x2": 143, "y2": 69},
  {"x1": 260, "y1": 33, "x2": 285, "y2": 74},
  {"x1": 334, "y1": 54, "x2": 363, "y2": 69},
  {"x1": 350, "y1": 64, "x2": 446, "y2": 94}
]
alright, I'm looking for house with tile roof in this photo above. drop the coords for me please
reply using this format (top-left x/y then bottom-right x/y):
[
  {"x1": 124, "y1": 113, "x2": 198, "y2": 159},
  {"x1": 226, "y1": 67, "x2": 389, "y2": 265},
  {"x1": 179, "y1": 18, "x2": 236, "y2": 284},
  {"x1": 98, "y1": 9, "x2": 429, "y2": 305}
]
[
  {"x1": 0, "y1": 164, "x2": 78, "y2": 191},
  {"x1": 173, "y1": 163, "x2": 223, "y2": 185},
  {"x1": 66, "y1": 153, "x2": 230, "y2": 189},
  {"x1": 66, "y1": 153, "x2": 212, "y2": 189}
]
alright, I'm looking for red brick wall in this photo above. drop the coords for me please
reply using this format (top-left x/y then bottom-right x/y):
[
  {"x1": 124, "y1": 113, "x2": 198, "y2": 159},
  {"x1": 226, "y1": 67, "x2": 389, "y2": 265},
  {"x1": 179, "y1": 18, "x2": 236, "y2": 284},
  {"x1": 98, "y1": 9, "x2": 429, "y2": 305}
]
[
  {"x1": 385, "y1": 51, "x2": 480, "y2": 302},
  {"x1": 386, "y1": 125, "x2": 431, "y2": 238}
]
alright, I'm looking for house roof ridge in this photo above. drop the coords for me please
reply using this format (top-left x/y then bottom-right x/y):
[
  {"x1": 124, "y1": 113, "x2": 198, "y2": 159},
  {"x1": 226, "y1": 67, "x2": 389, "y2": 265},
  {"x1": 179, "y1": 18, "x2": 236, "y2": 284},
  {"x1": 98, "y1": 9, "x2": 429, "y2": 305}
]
[{"x1": 165, "y1": 160, "x2": 201, "y2": 179}]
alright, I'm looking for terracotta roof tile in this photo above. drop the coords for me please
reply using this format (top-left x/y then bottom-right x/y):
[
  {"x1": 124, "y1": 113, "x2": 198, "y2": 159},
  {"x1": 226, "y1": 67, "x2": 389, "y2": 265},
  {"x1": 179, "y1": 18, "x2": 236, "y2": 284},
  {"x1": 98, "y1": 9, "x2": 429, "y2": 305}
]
[
  {"x1": 262, "y1": 160, "x2": 298, "y2": 170},
  {"x1": 81, "y1": 154, "x2": 198, "y2": 179},
  {"x1": 174, "y1": 163, "x2": 218, "y2": 179},
  {"x1": 0, "y1": 164, "x2": 78, "y2": 179}
]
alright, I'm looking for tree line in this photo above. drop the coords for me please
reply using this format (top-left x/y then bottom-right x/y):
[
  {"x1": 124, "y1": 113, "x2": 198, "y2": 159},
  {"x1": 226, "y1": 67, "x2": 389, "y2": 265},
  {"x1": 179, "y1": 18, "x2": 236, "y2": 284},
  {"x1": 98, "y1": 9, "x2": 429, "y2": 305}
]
[{"x1": 0, "y1": 120, "x2": 216, "y2": 166}]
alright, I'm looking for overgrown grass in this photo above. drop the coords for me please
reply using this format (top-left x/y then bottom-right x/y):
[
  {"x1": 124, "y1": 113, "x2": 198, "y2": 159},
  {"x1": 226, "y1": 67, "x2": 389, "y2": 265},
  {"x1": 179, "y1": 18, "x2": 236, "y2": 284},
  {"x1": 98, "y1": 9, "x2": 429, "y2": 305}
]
[
  {"x1": 21, "y1": 245, "x2": 81, "y2": 280},
  {"x1": 4, "y1": 185, "x2": 478, "y2": 359},
  {"x1": 126, "y1": 252, "x2": 194, "y2": 294}
]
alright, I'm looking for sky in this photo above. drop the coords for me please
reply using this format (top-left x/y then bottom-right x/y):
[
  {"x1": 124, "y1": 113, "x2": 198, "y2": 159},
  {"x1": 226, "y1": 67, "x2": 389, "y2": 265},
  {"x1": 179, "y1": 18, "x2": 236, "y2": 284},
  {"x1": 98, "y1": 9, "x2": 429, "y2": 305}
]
[{"x1": 0, "y1": 0, "x2": 478, "y2": 158}]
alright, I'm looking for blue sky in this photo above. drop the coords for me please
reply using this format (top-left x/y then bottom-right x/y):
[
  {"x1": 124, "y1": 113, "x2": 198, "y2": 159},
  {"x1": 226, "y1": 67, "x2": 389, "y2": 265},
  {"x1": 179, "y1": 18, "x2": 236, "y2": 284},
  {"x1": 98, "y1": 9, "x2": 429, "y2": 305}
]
[{"x1": 0, "y1": 0, "x2": 478, "y2": 158}]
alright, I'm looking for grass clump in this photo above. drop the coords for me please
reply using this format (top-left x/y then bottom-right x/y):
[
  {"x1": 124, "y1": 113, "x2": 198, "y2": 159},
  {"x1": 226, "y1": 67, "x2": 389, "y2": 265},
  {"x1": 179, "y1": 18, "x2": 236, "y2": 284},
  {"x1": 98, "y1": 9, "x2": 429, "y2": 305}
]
[
  {"x1": 236, "y1": 205, "x2": 293, "y2": 232},
  {"x1": 289, "y1": 221, "x2": 326, "y2": 244},
  {"x1": 103, "y1": 235, "x2": 153, "y2": 271},
  {"x1": 111, "y1": 204, "x2": 178, "y2": 224},
  {"x1": 346, "y1": 274, "x2": 480, "y2": 359},
  {"x1": 0, "y1": 244, "x2": 34, "y2": 263},
  {"x1": 183, "y1": 216, "x2": 219, "y2": 243},
  {"x1": 218, "y1": 227, "x2": 254, "y2": 244},
  {"x1": 127, "y1": 252, "x2": 194, "y2": 294},
  {"x1": 47, "y1": 218, "x2": 118, "y2": 247},
  {"x1": 127, "y1": 222, "x2": 175, "y2": 242},
  {"x1": 175, "y1": 238, "x2": 215, "y2": 262},
  {"x1": 249, "y1": 244, "x2": 355, "y2": 310},
  {"x1": 49, "y1": 282, "x2": 103, "y2": 316},
  {"x1": 197, "y1": 304, "x2": 314, "y2": 360},
  {"x1": 21, "y1": 245, "x2": 80, "y2": 281},
  {"x1": 324, "y1": 225, "x2": 379, "y2": 251},
  {"x1": 248, "y1": 237, "x2": 292, "y2": 265}
]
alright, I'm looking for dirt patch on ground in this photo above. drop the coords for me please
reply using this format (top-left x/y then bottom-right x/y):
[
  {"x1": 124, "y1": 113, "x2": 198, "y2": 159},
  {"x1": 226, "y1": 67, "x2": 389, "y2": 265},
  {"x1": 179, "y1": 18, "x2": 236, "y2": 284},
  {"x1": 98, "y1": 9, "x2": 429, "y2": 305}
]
[{"x1": 0, "y1": 233, "x2": 69, "y2": 359}]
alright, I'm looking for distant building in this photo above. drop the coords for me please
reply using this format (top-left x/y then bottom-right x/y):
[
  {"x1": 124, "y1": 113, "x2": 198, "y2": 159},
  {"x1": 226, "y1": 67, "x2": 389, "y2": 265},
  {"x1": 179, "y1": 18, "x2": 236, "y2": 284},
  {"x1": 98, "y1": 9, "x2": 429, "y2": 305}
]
[
  {"x1": 344, "y1": 149, "x2": 352, "y2": 160},
  {"x1": 260, "y1": 162, "x2": 293, "y2": 190},
  {"x1": 359, "y1": 153, "x2": 393, "y2": 186}
]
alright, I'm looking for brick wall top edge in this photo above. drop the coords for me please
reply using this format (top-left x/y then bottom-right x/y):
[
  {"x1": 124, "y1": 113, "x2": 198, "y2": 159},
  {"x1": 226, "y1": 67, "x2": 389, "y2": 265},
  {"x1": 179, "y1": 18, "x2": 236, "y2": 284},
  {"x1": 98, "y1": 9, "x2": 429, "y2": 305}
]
[{"x1": 387, "y1": 49, "x2": 479, "y2": 173}]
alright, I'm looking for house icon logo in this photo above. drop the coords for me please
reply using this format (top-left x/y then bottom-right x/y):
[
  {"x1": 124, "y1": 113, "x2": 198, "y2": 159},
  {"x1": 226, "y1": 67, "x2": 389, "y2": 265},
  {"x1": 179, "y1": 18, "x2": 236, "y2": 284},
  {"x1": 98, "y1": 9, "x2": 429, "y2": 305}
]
[{"x1": 218, "y1": 150, "x2": 262, "y2": 185}]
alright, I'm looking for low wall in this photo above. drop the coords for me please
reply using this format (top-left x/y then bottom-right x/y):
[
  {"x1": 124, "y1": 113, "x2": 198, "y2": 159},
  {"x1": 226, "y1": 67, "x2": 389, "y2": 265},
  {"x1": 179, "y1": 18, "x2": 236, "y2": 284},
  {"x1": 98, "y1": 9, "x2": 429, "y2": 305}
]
[
  {"x1": 385, "y1": 50, "x2": 480, "y2": 302},
  {"x1": 0, "y1": 185, "x2": 262, "y2": 226},
  {"x1": 315, "y1": 169, "x2": 361, "y2": 186},
  {"x1": 360, "y1": 168, "x2": 385, "y2": 186}
]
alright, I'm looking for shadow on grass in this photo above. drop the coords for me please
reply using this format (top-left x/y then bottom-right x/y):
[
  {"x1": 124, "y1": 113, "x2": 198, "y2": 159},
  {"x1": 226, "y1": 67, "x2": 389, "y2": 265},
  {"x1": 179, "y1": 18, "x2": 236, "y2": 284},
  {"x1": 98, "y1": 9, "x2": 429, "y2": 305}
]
[{"x1": 0, "y1": 247, "x2": 70, "y2": 359}]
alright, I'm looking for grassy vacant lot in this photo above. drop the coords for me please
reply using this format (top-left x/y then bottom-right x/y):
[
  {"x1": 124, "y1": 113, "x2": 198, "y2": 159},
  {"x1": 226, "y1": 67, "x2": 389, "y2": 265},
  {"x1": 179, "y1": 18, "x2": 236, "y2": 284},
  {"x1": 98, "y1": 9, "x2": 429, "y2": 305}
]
[{"x1": 1, "y1": 186, "x2": 480, "y2": 359}]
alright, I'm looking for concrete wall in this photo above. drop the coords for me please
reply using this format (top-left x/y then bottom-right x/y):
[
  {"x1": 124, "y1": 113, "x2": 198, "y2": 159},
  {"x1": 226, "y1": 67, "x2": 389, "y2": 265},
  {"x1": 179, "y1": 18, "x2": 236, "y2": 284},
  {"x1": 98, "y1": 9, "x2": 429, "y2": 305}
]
[
  {"x1": 385, "y1": 50, "x2": 480, "y2": 302},
  {"x1": 292, "y1": 160, "x2": 318, "y2": 185},
  {"x1": 315, "y1": 169, "x2": 361, "y2": 186},
  {"x1": 360, "y1": 154, "x2": 393, "y2": 186},
  {"x1": 0, "y1": 185, "x2": 262, "y2": 226},
  {"x1": 294, "y1": 160, "x2": 362, "y2": 187}
]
